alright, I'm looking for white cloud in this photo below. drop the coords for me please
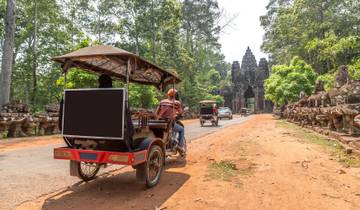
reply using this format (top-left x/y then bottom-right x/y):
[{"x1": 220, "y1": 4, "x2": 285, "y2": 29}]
[{"x1": 218, "y1": 0, "x2": 269, "y2": 64}]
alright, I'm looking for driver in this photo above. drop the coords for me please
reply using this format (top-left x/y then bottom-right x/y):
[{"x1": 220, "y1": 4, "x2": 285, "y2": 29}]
[
  {"x1": 98, "y1": 74, "x2": 113, "y2": 88},
  {"x1": 155, "y1": 88, "x2": 185, "y2": 153}
]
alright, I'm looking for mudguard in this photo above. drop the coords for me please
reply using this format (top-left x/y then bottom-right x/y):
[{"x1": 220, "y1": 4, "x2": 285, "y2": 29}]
[
  {"x1": 134, "y1": 137, "x2": 165, "y2": 167},
  {"x1": 137, "y1": 137, "x2": 165, "y2": 152}
]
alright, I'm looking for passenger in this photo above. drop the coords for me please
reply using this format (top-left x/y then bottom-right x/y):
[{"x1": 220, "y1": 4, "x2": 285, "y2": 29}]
[
  {"x1": 98, "y1": 74, "x2": 113, "y2": 88},
  {"x1": 155, "y1": 88, "x2": 185, "y2": 153}
]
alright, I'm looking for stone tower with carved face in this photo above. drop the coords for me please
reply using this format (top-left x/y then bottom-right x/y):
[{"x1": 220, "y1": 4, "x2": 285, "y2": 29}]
[{"x1": 224, "y1": 47, "x2": 273, "y2": 113}]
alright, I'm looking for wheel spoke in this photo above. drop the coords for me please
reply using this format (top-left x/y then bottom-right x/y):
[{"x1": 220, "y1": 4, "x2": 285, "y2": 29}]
[
  {"x1": 80, "y1": 162, "x2": 99, "y2": 178},
  {"x1": 147, "y1": 150, "x2": 163, "y2": 182}
]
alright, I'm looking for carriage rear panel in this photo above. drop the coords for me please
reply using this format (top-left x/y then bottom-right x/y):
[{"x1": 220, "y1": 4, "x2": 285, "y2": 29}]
[{"x1": 62, "y1": 89, "x2": 125, "y2": 140}]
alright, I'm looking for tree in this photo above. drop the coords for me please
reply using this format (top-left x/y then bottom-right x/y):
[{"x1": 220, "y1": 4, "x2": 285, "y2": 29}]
[
  {"x1": 0, "y1": 0, "x2": 6, "y2": 53},
  {"x1": 0, "y1": 0, "x2": 16, "y2": 106},
  {"x1": 0, "y1": 0, "x2": 229, "y2": 111},
  {"x1": 10, "y1": 0, "x2": 78, "y2": 110},
  {"x1": 349, "y1": 59, "x2": 360, "y2": 80},
  {"x1": 265, "y1": 57, "x2": 317, "y2": 105},
  {"x1": 261, "y1": 0, "x2": 360, "y2": 74}
]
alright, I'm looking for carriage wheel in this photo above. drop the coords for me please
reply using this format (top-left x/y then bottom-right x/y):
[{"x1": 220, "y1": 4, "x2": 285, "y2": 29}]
[
  {"x1": 76, "y1": 161, "x2": 101, "y2": 181},
  {"x1": 136, "y1": 145, "x2": 164, "y2": 188}
]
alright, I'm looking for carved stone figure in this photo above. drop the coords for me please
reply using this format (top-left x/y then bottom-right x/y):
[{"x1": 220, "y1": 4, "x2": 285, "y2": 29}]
[
  {"x1": 0, "y1": 101, "x2": 60, "y2": 138},
  {"x1": 335, "y1": 65, "x2": 349, "y2": 88},
  {"x1": 277, "y1": 65, "x2": 360, "y2": 136}
]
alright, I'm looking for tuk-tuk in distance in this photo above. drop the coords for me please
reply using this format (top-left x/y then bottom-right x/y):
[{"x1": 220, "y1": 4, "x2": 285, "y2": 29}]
[
  {"x1": 199, "y1": 100, "x2": 219, "y2": 127},
  {"x1": 52, "y1": 45, "x2": 184, "y2": 188}
]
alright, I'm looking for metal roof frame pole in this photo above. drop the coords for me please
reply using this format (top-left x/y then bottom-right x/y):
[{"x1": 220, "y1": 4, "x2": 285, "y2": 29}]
[
  {"x1": 172, "y1": 80, "x2": 175, "y2": 121},
  {"x1": 64, "y1": 71, "x2": 67, "y2": 89},
  {"x1": 62, "y1": 60, "x2": 71, "y2": 147},
  {"x1": 126, "y1": 58, "x2": 130, "y2": 105}
]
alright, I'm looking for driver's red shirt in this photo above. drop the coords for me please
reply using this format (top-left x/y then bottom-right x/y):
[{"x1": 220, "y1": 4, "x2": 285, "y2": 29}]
[{"x1": 156, "y1": 99, "x2": 182, "y2": 120}]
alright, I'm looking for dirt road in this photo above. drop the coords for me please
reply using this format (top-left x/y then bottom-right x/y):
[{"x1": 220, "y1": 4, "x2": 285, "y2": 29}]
[
  {"x1": 5, "y1": 114, "x2": 360, "y2": 210},
  {"x1": 0, "y1": 116, "x2": 250, "y2": 210}
]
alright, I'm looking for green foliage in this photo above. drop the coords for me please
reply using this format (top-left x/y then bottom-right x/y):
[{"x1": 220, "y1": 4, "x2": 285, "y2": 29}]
[
  {"x1": 349, "y1": 59, "x2": 360, "y2": 80},
  {"x1": 317, "y1": 72, "x2": 335, "y2": 90},
  {"x1": 128, "y1": 84, "x2": 159, "y2": 108},
  {"x1": 305, "y1": 33, "x2": 360, "y2": 73},
  {"x1": 2, "y1": 0, "x2": 229, "y2": 111},
  {"x1": 261, "y1": 0, "x2": 360, "y2": 74},
  {"x1": 56, "y1": 70, "x2": 98, "y2": 89},
  {"x1": 9, "y1": 0, "x2": 81, "y2": 110},
  {"x1": 265, "y1": 57, "x2": 317, "y2": 105},
  {"x1": 262, "y1": 0, "x2": 360, "y2": 105}
]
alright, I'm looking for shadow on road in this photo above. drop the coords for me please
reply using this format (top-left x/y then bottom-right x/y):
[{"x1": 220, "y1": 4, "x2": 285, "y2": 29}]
[{"x1": 41, "y1": 169, "x2": 190, "y2": 210}]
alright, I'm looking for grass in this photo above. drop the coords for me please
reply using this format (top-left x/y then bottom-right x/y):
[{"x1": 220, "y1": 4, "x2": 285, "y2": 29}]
[
  {"x1": 205, "y1": 160, "x2": 253, "y2": 183},
  {"x1": 276, "y1": 120, "x2": 360, "y2": 168}
]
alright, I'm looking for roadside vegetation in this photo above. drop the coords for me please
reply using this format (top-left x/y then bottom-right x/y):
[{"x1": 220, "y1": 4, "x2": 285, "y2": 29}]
[
  {"x1": 0, "y1": 0, "x2": 231, "y2": 112},
  {"x1": 276, "y1": 120, "x2": 360, "y2": 168},
  {"x1": 206, "y1": 160, "x2": 239, "y2": 181},
  {"x1": 262, "y1": 0, "x2": 360, "y2": 106},
  {"x1": 205, "y1": 159, "x2": 254, "y2": 187}
]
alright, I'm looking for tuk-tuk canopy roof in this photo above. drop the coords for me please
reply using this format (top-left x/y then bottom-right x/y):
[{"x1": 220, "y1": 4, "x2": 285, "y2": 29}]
[
  {"x1": 52, "y1": 45, "x2": 181, "y2": 90},
  {"x1": 199, "y1": 100, "x2": 217, "y2": 104}
]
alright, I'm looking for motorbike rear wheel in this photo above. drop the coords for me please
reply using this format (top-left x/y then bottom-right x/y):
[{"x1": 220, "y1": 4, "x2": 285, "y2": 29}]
[{"x1": 136, "y1": 145, "x2": 164, "y2": 188}]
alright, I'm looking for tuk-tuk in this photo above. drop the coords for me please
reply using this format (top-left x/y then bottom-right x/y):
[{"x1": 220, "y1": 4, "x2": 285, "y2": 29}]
[
  {"x1": 52, "y1": 45, "x2": 184, "y2": 188},
  {"x1": 240, "y1": 107, "x2": 252, "y2": 116},
  {"x1": 199, "y1": 100, "x2": 219, "y2": 127}
]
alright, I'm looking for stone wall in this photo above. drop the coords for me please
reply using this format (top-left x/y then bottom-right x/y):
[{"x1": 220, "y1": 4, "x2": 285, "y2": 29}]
[{"x1": 275, "y1": 66, "x2": 360, "y2": 151}]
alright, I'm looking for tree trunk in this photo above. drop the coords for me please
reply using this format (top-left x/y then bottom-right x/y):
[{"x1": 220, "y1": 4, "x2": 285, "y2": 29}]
[
  {"x1": 150, "y1": 0, "x2": 156, "y2": 62},
  {"x1": 0, "y1": 0, "x2": 16, "y2": 107},
  {"x1": 31, "y1": 0, "x2": 38, "y2": 106}
]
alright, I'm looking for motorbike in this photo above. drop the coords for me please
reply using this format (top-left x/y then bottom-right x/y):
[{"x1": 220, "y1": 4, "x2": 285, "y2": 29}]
[{"x1": 166, "y1": 119, "x2": 187, "y2": 158}]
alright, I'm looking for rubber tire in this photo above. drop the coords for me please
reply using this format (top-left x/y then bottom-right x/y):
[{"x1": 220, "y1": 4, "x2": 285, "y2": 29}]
[
  {"x1": 136, "y1": 145, "x2": 164, "y2": 188},
  {"x1": 75, "y1": 161, "x2": 101, "y2": 182}
]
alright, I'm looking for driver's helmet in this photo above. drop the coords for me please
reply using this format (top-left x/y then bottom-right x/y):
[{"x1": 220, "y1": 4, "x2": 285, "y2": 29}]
[{"x1": 167, "y1": 88, "x2": 177, "y2": 97}]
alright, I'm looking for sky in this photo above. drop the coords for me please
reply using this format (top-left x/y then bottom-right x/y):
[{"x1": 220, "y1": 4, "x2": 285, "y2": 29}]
[{"x1": 218, "y1": 0, "x2": 269, "y2": 64}]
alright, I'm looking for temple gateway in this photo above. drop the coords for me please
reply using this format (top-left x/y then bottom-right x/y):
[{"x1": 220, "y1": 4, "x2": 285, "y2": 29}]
[{"x1": 221, "y1": 47, "x2": 273, "y2": 113}]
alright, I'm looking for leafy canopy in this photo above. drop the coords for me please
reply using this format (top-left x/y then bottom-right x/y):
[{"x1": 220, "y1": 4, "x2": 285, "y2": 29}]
[{"x1": 265, "y1": 57, "x2": 317, "y2": 105}]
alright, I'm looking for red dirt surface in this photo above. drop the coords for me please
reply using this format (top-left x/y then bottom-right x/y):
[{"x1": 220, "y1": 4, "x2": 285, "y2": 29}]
[
  {"x1": 16, "y1": 115, "x2": 360, "y2": 210},
  {"x1": 0, "y1": 135, "x2": 62, "y2": 152}
]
